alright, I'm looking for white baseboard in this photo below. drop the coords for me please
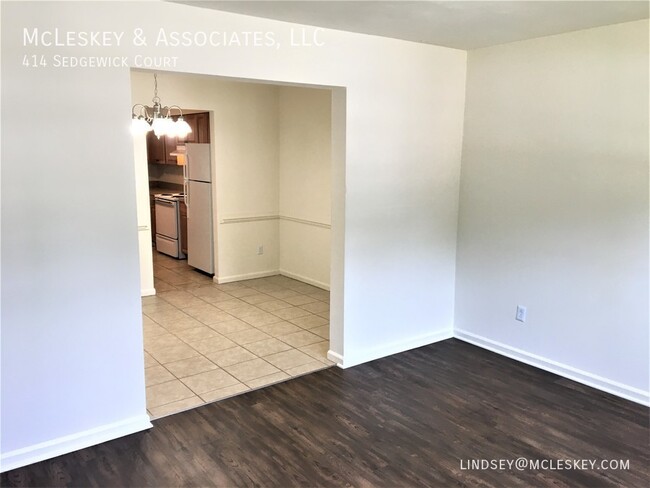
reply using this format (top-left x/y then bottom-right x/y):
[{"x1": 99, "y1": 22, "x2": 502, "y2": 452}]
[
  {"x1": 454, "y1": 329, "x2": 650, "y2": 407},
  {"x1": 140, "y1": 288, "x2": 156, "y2": 297},
  {"x1": 0, "y1": 414, "x2": 152, "y2": 473},
  {"x1": 215, "y1": 268, "x2": 330, "y2": 291},
  {"x1": 215, "y1": 270, "x2": 279, "y2": 284},
  {"x1": 279, "y1": 269, "x2": 330, "y2": 291},
  {"x1": 337, "y1": 328, "x2": 454, "y2": 369},
  {"x1": 327, "y1": 350, "x2": 344, "y2": 367}
]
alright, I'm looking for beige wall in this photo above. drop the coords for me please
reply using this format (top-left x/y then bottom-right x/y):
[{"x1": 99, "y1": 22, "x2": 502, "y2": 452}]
[
  {"x1": 279, "y1": 86, "x2": 332, "y2": 288},
  {"x1": 455, "y1": 20, "x2": 649, "y2": 402},
  {"x1": 212, "y1": 79, "x2": 281, "y2": 280}
]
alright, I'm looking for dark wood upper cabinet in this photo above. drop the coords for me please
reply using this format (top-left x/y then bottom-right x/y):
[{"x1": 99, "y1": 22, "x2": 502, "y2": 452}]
[
  {"x1": 180, "y1": 115, "x2": 199, "y2": 143},
  {"x1": 165, "y1": 134, "x2": 178, "y2": 165},
  {"x1": 146, "y1": 112, "x2": 211, "y2": 165},
  {"x1": 146, "y1": 131, "x2": 167, "y2": 164},
  {"x1": 195, "y1": 112, "x2": 210, "y2": 143}
]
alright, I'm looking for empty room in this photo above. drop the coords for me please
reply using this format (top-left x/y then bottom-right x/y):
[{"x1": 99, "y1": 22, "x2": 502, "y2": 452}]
[{"x1": 1, "y1": 1, "x2": 648, "y2": 487}]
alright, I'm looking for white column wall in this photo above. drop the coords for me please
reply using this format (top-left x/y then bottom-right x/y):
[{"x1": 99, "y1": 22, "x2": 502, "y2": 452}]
[{"x1": 1, "y1": 0, "x2": 467, "y2": 468}]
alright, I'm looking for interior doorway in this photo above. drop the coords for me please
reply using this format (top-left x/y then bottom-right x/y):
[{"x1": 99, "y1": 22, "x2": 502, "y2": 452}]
[{"x1": 130, "y1": 70, "x2": 344, "y2": 419}]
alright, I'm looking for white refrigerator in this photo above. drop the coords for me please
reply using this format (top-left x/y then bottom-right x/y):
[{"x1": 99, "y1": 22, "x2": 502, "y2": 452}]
[{"x1": 184, "y1": 143, "x2": 214, "y2": 274}]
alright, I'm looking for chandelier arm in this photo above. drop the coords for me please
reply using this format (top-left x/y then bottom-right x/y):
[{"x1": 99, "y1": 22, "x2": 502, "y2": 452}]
[
  {"x1": 142, "y1": 105, "x2": 154, "y2": 121},
  {"x1": 167, "y1": 105, "x2": 184, "y2": 117},
  {"x1": 132, "y1": 74, "x2": 185, "y2": 137},
  {"x1": 131, "y1": 103, "x2": 147, "y2": 118},
  {"x1": 160, "y1": 106, "x2": 173, "y2": 118}
]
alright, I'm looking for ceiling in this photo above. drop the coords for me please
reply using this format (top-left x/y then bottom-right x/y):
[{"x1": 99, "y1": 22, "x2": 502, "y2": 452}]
[{"x1": 174, "y1": 1, "x2": 649, "y2": 50}]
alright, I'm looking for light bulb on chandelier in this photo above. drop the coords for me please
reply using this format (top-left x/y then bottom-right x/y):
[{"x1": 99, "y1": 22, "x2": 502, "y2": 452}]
[{"x1": 130, "y1": 73, "x2": 193, "y2": 139}]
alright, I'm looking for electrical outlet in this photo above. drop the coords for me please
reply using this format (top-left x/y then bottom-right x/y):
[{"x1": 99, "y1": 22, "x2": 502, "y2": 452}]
[
  {"x1": 516, "y1": 305, "x2": 527, "y2": 323},
  {"x1": 257, "y1": 245, "x2": 264, "y2": 255}
]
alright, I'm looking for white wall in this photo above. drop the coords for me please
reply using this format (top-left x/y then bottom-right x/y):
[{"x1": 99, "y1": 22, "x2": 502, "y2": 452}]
[
  {"x1": 1, "y1": 35, "x2": 152, "y2": 473},
  {"x1": 132, "y1": 130, "x2": 156, "y2": 296},
  {"x1": 1, "y1": 1, "x2": 466, "y2": 469},
  {"x1": 455, "y1": 20, "x2": 649, "y2": 404},
  {"x1": 278, "y1": 86, "x2": 332, "y2": 289}
]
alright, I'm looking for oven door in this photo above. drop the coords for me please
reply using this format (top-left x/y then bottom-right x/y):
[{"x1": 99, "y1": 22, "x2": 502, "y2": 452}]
[{"x1": 154, "y1": 198, "x2": 179, "y2": 239}]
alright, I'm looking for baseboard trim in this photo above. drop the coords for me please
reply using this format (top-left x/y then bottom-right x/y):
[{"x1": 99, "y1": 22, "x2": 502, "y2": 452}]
[
  {"x1": 140, "y1": 288, "x2": 156, "y2": 297},
  {"x1": 454, "y1": 329, "x2": 650, "y2": 406},
  {"x1": 338, "y1": 328, "x2": 454, "y2": 369},
  {"x1": 279, "y1": 269, "x2": 330, "y2": 291},
  {"x1": 215, "y1": 270, "x2": 279, "y2": 284},
  {"x1": 0, "y1": 414, "x2": 152, "y2": 473},
  {"x1": 327, "y1": 350, "x2": 344, "y2": 367},
  {"x1": 215, "y1": 269, "x2": 330, "y2": 290}
]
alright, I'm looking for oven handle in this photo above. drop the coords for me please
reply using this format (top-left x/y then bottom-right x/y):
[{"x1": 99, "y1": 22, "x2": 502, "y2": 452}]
[{"x1": 155, "y1": 199, "x2": 176, "y2": 207}]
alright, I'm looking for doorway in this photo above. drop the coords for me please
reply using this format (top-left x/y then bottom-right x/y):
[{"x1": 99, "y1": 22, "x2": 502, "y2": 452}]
[{"x1": 131, "y1": 70, "x2": 345, "y2": 418}]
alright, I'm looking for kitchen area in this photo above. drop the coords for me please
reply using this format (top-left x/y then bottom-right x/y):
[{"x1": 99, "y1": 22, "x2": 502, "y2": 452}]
[{"x1": 147, "y1": 111, "x2": 214, "y2": 276}]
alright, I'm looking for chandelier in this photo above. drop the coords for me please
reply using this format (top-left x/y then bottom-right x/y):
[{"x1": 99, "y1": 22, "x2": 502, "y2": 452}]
[{"x1": 131, "y1": 73, "x2": 192, "y2": 139}]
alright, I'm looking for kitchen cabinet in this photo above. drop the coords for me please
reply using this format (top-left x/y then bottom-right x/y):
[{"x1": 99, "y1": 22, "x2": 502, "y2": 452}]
[
  {"x1": 195, "y1": 112, "x2": 210, "y2": 143},
  {"x1": 179, "y1": 201, "x2": 188, "y2": 254},
  {"x1": 146, "y1": 112, "x2": 211, "y2": 165},
  {"x1": 180, "y1": 115, "x2": 199, "y2": 143},
  {"x1": 165, "y1": 134, "x2": 178, "y2": 165},
  {"x1": 146, "y1": 129, "x2": 181, "y2": 165},
  {"x1": 147, "y1": 131, "x2": 167, "y2": 164}
]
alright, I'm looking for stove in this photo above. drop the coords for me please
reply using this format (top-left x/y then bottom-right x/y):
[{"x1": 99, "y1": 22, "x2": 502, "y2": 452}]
[
  {"x1": 154, "y1": 194, "x2": 186, "y2": 259},
  {"x1": 154, "y1": 192, "x2": 185, "y2": 201}
]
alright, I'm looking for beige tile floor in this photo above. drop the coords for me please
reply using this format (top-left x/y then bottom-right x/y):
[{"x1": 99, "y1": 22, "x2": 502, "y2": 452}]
[{"x1": 143, "y1": 251, "x2": 332, "y2": 419}]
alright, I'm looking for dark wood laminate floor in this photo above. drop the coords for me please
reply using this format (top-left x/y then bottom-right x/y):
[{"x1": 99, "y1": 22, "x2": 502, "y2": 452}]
[{"x1": 2, "y1": 339, "x2": 649, "y2": 487}]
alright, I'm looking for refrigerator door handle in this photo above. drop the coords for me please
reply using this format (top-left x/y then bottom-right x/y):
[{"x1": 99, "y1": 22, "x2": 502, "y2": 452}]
[
  {"x1": 186, "y1": 182, "x2": 190, "y2": 217},
  {"x1": 183, "y1": 163, "x2": 189, "y2": 207}
]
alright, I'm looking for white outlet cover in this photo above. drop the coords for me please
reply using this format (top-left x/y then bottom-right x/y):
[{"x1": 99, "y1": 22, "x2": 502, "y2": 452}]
[{"x1": 516, "y1": 305, "x2": 527, "y2": 322}]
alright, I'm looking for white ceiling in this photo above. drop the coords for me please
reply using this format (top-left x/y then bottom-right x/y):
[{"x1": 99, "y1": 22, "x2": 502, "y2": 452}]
[{"x1": 174, "y1": 1, "x2": 649, "y2": 50}]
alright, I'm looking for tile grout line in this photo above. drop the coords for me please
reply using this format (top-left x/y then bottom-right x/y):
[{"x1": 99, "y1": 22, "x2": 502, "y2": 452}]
[{"x1": 144, "y1": 265, "x2": 331, "y2": 417}]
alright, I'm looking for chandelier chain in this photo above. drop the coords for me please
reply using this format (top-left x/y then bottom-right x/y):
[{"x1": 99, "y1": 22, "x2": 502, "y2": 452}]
[{"x1": 152, "y1": 73, "x2": 161, "y2": 105}]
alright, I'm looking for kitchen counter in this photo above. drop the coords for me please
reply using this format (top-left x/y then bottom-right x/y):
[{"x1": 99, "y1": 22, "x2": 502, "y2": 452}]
[{"x1": 149, "y1": 182, "x2": 183, "y2": 196}]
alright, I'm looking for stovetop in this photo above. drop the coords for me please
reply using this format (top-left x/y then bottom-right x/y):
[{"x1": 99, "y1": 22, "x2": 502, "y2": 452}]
[{"x1": 155, "y1": 192, "x2": 185, "y2": 199}]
